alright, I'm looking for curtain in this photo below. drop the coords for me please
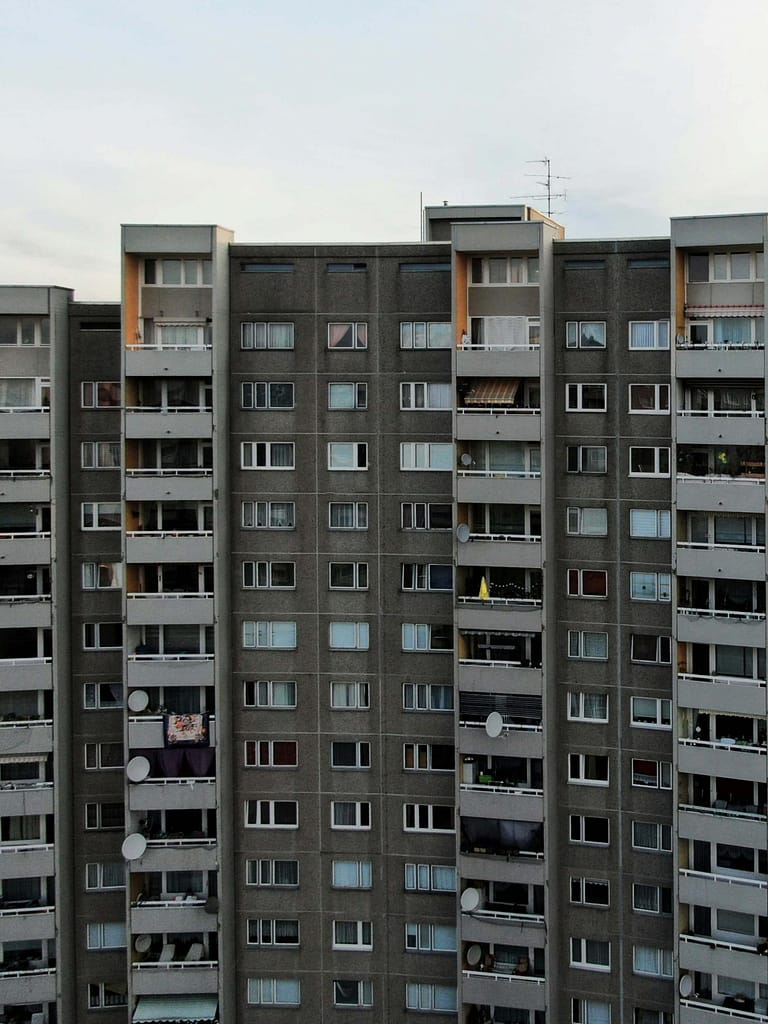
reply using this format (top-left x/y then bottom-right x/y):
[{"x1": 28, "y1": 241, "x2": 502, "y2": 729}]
[
  {"x1": 0, "y1": 379, "x2": 34, "y2": 408},
  {"x1": 713, "y1": 317, "x2": 752, "y2": 345}
]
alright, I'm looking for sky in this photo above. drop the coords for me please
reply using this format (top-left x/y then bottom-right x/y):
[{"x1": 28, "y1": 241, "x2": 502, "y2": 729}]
[{"x1": 2, "y1": 0, "x2": 767, "y2": 299}]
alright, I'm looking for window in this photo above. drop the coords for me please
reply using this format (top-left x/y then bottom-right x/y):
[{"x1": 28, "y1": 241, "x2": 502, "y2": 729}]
[
  {"x1": 629, "y1": 509, "x2": 670, "y2": 538},
  {"x1": 0, "y1": 316, "x2": 49, "y2": 346},
  {"x1": 403, "y1": 682, "x2": 453, "y2": 712},
  {"x1": 241, "y1": 441, "x2": 295, "y2": 469},
  {"x1": 401, "y1": 623, "x2": 453, "y2": 652},
  {"x1": 568, "y1": 692, "x2": 608, "y2": 722},
  {"x1": 570, "y1": 877, "x2": 610, "y2": 906},
  {"x1": 631, "y1": 697, "x2": 671, "y2": 728},
  {"x1": 329, "y1": 501, "x2": 368, "y2": 529},
  {"x1": 401, "y1": 502, "x2": 452, "y2": 530},
  {"x1": 632, "y1": 884, "x2": 671, "y2": 914},
  {"x1": 399, "y1": 322, "x2": 452, "y2": 349},
  {"x1": 241, "y1": 382, "x2": 294, "y2": 409},
  {"x1": 328, "y1": 322, "x2": 367, "y2": 349},
  {"x1": 144, "y1": 258, "x2": 211, "y2": 286},
  {"x1": 85, "y1": 802, "x2": 124, "y2": 830},
  {"x1": 81, "y1": 381, "x2": 121, "y2": 407},
  {"x1": 400, "y1": 382, "x2": 452, "y2": 410},
  {"x1": 568, "y1": 630, "x2": 608, "y2": 661},
  {"x1": 328, "y1": 442, "x2": 368, "y2": 470},
  {"x1": 244, "y1": 680, "x2": 297, "y2": 708},
  {"x1": 405, "y1": 863, "x2": 456, "y2": 893},
  {"x1": 243, "y1": 621, "x2": 297, "y2": 649},
  {"x1": 630, "y1": 634, "x2": 671, "y2": 664},
  {"x1": 631, "y1": 759, "x2": 671, "y2": 789},
  {"x1": 80, "y1": 441, "x2": 120, "y2": 469},
  {"x1": 566, "y1": 383, "x2": 607, "y2": 411},
  {"x1": 329, "y1": 562, "x2": 368, "y2": 590},
  {"x1": 83, "y1": 622, "x2": 122, "y2": 651},
  {"x1": 329, "y1": 622, "x2": 370, "y2": 650},
  {"x1": 246, "y1": 859, "x2": 299, "y2": 887},
  {"x1": 629, "y1": 321, "x2": 670, "y2": 350},
  {"x1": 629, "y1": 384, "x2": 670, "y2": 413},
  {"x1": 569, "y1": 753, "x2": 609, "y2": 786},
  {"x1": 247, "y1": 978, "x2": 301, "y2": 1006},
  {"x1": 403, "y1": 803, "x2": 454, "y2": 833},
  {"x1": 567, "y1": 446, "x2": 607, "y2": 473},
  {"x1": 85, "y1": 862, "x2": 125, "y2": 891},
  {"x1": 333, "y1": 920, "x2": 373, "y2": 950},
  {"x1": 632, "y1": 821, "x2": 672, "y2": 852},
  {"x1": 332, "y1": 860, "x2": 372, "y2": 889},
  {"x1": 629, "y1": 447, "x2": 670, "y2": 476},
  {"x1": 241, "y1": 262, "x2": 294, "y2": 273},
  {"x1": 572, "y1": 999, "x2": 611, "y2": 1024},
  {"x1": 81, "y1": 502, "x2": 121, "y2": 530},
  {"x1": 688, "y1": 251, "x2": 763, "y2": 282},
  {"x1": 403, "y1": 743, "x2": 455, "y2": 772},
  {"x1": 570, "y1": 937, "x2": 610, "y2": 971},
  {"x1": 242, "y1": 500, "x2": 295, "y2": 529},
  {"x1": 331, "y1": 741, "x2": 371, "y2": 769},
  {"x1": 245, "y1": 740, "x2": 298, "y2": 767},
  {"x1": 400, "y1": 442, "x2": 453, "y2": 471},
  {"x1": 401, "y1": 563, "x2": 453, "y2": 591},
  {"x1": 245, "y1": 800, "x2": 299, "y2": 829},
  {"x1": 405, "y1": 922, "x2": 456, "y2": 952},
  {"x1": 630, "y1": 572, "x2": 671, "y2": 602},
  {"x1": 82, "y1": 562, "x2": 122, "y2": 590},
  {"x1": 567, "y1": 569, "x2": 608, "y2": 598},
  {"x1": 331, "y1": 801, "x2": 371, "y2": 830},
  {"x1": 83, "y1": 682, "x2": 123, "y2": 709},
  {"x1": 632, "y1": 945, "x2": 672, "y2": 978},
  {"x1": 327, "y1": 262, "x2": 367, "y2": 273},
  {"x1": 634, "y1": 1012, "x2": 672, "y2": 1024},
  {"x1": 567, "y1": 507, "x2": 608, "y2": 536},
  {"x1": 471, "y1": 255, "x2": 539, "y2": 285},
  {"x1": 406, "y1": 984, "x2": 457, "y2": 1012},
  {"x1": 242, "y1": 561, "x2": 295, "y2": 589},
  {"x1": 569, "y1": 816, "x2": 610, "y2": 845},
  {"x1": 88, "y1": 983, "x2": 127, "y2": 1009},
  {"x1": 247, "y1": 919, "x2": 300, "y2": 946},
  {"x1": 330, "y1": 681, "x2": 370, "y2": 709},
  {"x1": 333, "y1": 980, "x2": 373, "y2": 1008},
  {"x1": 87, "y1": 922, "x2": 126, "y2": 950},
  {"x1": 85, "y1": 743, "x2": 123, "y2": 770},
  {"x1": 240, "y1": 322, "x2": 294, "y2": 349},
  {"x1": 566, "y1": 321, "x2": 606, "y2": 349},
  {"x1": 328, "y1": 382, "x2": 367, "y2": 409}
]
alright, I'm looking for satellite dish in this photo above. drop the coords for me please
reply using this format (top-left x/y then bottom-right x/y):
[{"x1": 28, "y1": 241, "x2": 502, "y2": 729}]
[
  {"x1": 128, "y1": 689, "x2": 149, "y2": 712},
  {"x1": 460, "y1": 452, "x2": 473, "y2": 466},
  {"x1": 466, "y1": 943, "x2": 482, "y2": 967},
  {"x1": 679, "y1": 974, "x2": 693, "y2": 998},
  {"x1": 456, "y1": 523, "x2": 470, "y2": 543},
  {"x1": 460, "y1": 887, "x2": 481, "y2": 912},
  {"x1": 127, "y1": 756, "x2": 151, "y2": 783},
  {"x1": 134, "y1": 934, "x2": 151, "y2": 954},
  {"x1": 121, "y1": 833, "x2": 147, "y2": 861},
  {"x1": 675, "y1": 333, "x2": 686, "y2": 345},
  {"x1": 485, "y1": 712, "x2": 504, "y2": 738}
]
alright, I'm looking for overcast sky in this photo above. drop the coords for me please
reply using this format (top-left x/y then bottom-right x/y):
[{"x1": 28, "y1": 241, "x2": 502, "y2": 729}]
[{"x1": 2, "y1": 0, "x2": 767, "y2": 299}]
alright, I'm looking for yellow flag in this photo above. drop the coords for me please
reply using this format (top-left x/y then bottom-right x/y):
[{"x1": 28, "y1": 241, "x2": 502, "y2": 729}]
[{"x1": 479, "y1": 576, "x2": 489, "y2": 600}]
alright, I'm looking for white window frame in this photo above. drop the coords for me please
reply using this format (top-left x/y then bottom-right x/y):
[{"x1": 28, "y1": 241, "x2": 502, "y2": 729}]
[
  {"x1": 81, "y1": 441, "x2": 121, "y2": 469},
  {"x1": 241, "y1": 500, "x2": 295, "y2": 529},
  {"x1": 567, "y1": 507, "x2": 608, "y2": 537},
  {"x1": 329, "y1": 562, "x2": 368, "y2": 590},
  {"x1": 628, "y1": 383, "x2": 670, "y2": 414},
  {"x1": 241, "y1": 381, "x2": 294, "y2": 410},
  {"x1": 405, "y1": 983, "x2": 457, "y2": 1012},
  {"x1": 566, "y1": 321, "x2": 606, "y2": 349},
  {"x1": 246, "y1": 978, "x2": 301, "y2": 1006},
  {"x1": 83, "y1": 682, "x2": 123, "y2": 710},
  {"x1": 567, "y1": 692, "x2": 608, "y2": 722},
  {"x1": 328, "y1": 322, "x2": 367, "y2": 349},
  {"x1": 630, "y1": 696, "x2": 672, "y2": 729},
  {"x1": 567, "y1": 630, "x2": 608, "y2": 661},
  {"x1": 328, "y1": 382, "x2": 368, "y2": 409},
  {"x1": 85, "y1": 862, "x2": 126, "y2": 891},
  {"x1": 629, "y1": 446, "x2": 670, "y2": 477},
  {"x1": 330, "y1": 681, "x2": 370, "y2": 710},
  {"x1": 333, "y1": 979, "x2": 373, "y2": 1008},
  {"x1": 242, "y1": 561, "x2": 296, "y2": 590},
  {"x1": 567, "y1": 445, "x2": 607, "y2": 474},
  {"x1": 570, "y1": 877, "x2": 610, "y2": 907},
  {"x1": 569, "y1": 815, "x2": 610, "y2": 846},
  {"x1": 83, "y1": 622, "x2": 122, "y2": 651},
  {"x1": 243, "y1": 680, "x2": 297, "y2": 709},
  {"x1": 245, "y1": 799, "x2": 299, "y2": 829},
  {"x1": 401, "y1": 623, "x2": 453, "y2": 653},
  {"x1": 628, "y1": 320, "x2": 670, "y2": 350},
  {"x1": 328, "y1": 441, "x2": 368, "y2": 470},
  {"x1": 403, "y1": 803, "x2": 455, "y2": 833},
  {"x1": 84, "y1": 802, "x2": 124, "y2": 831},
  {"x1": 399, "y1": 321, "x2": 452, "y2": 349},
  {"x1": 405, "y1": 922, "x2": 456, "y2": 953},
  {"x1": 570, "y1": 937, "x2": 611, "y2": 972},
  {"x1": 240, "y1": 321, "x2": 295, "y2": 350},
  {"x1": 629, "y1": 571, "x2": 671, "y2": 602},
  {"x1": 566, "y1": 383, "x2": 607, "y2": 411},
  {"x1": 82, "y1": 562, "x2": 122, "y2": 590},
  {"x1": 244, "y1": 740, "x2": 298, "y2": 768},
  {"x1": 144, "y1": 258, "x2": 211, "y2": 287},
  {"x1": 84, "y1": 742, "x2": 123, "y2": 770},
  {"x1": 245, "y1": 859, "x2": 299, "y2": 887},
  {"x1": 632, "y1": 883, "x2": 672, "y2": 915},
  {"x1": 246, "y1": 918, "x2": 300, "y2": 947},
  {"x1": 332, "y1": 860, "x2": 372, "y2": 890},
  {"x1": 329, "y1": 621, "x2": 370, "y2": 650},
  {"x1": 402, "y1": 743, "x2": 454, "y2": 773},
  {"x1": 81, "y1": 381, "x2": 121, "y2": 408},
  {"x1": 632, "y1": 945, "x2": 673, "y2": 978},
  {"x1": 568, "y1": 753, "x2": 609, "y2": 787},
  {"x1": 88, "y1": 983, "x2": 128, "y2": 1009},
  {"x1": 404, "y1": 863, "x2": 457, "y2": 892},
  {"x1": 241, "y1": 441, "x2": 295, "y2": 470},
  {"x1": 332, "y1": 920, "x2": 373, "y2": 950},
  {"x1": 400, "y1": 441, "x2": 453, "y2": 471},
  {"x1": 87, "y1": 922, "x2": 126, "y2": 950},
  {"x1": 242, "y1": 621, "x2": 297, "y2": 650},
  {"x1": 572, "y1": 998, "x2": 612, "y2": 1024},
  {"x1": 81, "y1": 502, "x2": 121, "y2": 530},
  {"x1": 331, "y1": 741, "x2": 371, "y2": 770},
  {"x1": 401, "y1": 563, "x2": 453, "y2": 592},
  {"x1": 629, "y1": 508, "x2": 671, "y2": 538},
  {"x1": 400, "y1": 382, "x2": 452, "y2": 410},
  {"x1": 401, "y1": 502, "x2": 452, "y2": 530},
  {"x1": 630, "y1": 633, "x2": 672, "y2": 664},
  {"x1": 331, "y1": 801, "x2": 371, "y2": 830},
  {"x1": 328, "y1": 501, "x2": 368, "y2": 530},
  {"x1": 402, "y1": 682, "x2": 453, "y2": 712},
  {"x1": 472, "y1": 255, "x2": 539, "y2": 286},
  {"x1": 631, "y1": 758, "x2": 672, "y2": 790}
]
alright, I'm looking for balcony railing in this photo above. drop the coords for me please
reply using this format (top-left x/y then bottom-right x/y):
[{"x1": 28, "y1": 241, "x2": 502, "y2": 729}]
[
  {"x1": 127, "y1": 342, "x2": 212, "y2": 352},
  {"x1": 457, "y1": 469, "x2": 541, "y2": 479},
  {"x1": 0, "y1": 843, "x2": 53, "y2": 855},
  {"x1": 679, "y1": 996, "x2": 768, "y2": 1021},
  {"x1": 139, "y1": 777, "x2": 215, "y2": 787},
  {"x1": 679, "y1": 802, "x2": 766, "y2": 822},
  {"x1": 467, "y1": 532, "x2": 541, "y2": 543},
  {"x1": 678, "y1": 671, "x2": 766, "y2": 689},
  {"x1": 460, "y1": 783, "x2": 543, "y2": 797},
  {"x1": 678, "y1": 607, "x2": 766, "y2": 621},
  {"x1": 126, "y1": 530, "x2": 212, "y2": 539},
  {"x1": 126, "y1": 406, "x2": 212, "y2": 413},
  {"x1": 0, "y1": 718, "x2": 52, "y2": 729},
  {"x1": 457, "y1": 596, "x2": 542, "y2": 608},
  {"x1": 0, "y1": 781, "x2": 52, "y2": 793},
  {"x1": 677, "y1": 540, "x2": 766, "y2": 553},
  {"x1": 128, "y1": 654, "x2": 213, "y2": 663},
  {"x1": 680, "y1": 738, "x2": 766, "y2": 755},
  {"x1": 0, "y1": 658, "x2": 51, "y2": 667},
  {"x1": 458, "y1": 341, "x2": 539, "y2": 352},
  {"x1": 0, "y1": 904, "x2": 54, "y2": 917},
  {"x1": 133, "y1": 960, "x2": 218, "y2": 970},
  {"x1": 125, "y1": 468, "x2": 212, "y2": 477},
  {"x1": 678, "y1": 410, "x2": 766, "y2": 418},
  {"x1": 462, "y1": 908, "x2": 545, "y2": 925},
  {"x1": 132, "y1": 896, "x2": 206, "y2": 908},
  {"x1": 458, "y1": 658, "x2": 541, "y2": 670},
  {"x1": 0, "y1": 532, "x2": 50, "y2": 540},
  {"x1": 679, "y1": 867, "x2": 768, "y2": 891},
  {"x1": 0, "y1": 964, "x2": 55, "y2": 978},
  {"x1": 680, "y1": 933, "x2": 762, "y2": 955},
  {"x1": 677, "y1": 339, "x2": 765, "y2": 350},
  {"x1": 456, "y1": 407, "x2": 541, "y2": 416},
  {"x1": 459, "y1": 720, "x2": 542, "y2": 734},
  {"x1": 145, "y1": 837, "x2": 216, "y2": 848},
  {"x1": 127, "y1": 592, "x2": 213, "y2": 601},
  {"x1": 462, "y1": 969, "x2": 544, "y2": 984},
  {"x1": 0, "y1": 470, "x2": 50, "y2": 479},
  {"x1": 0, "y1": 595, "x2": 50, "y2": 605}
]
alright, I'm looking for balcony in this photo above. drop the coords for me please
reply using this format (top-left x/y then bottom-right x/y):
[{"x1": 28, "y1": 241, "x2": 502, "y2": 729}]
[
  {"x1": 0, "y1": 845, "x2": 54, "y2": 880},
  {"x1": 126, "y1": 593, "x2": 214, "y2": 627},
  {"x1": 678, "y1": 673, "x2": 767, "y2": 717},
  {"x1": 676, "y1": 411, "x2": 765, "y2": 446},
  {"x1": 125, "y1": 469, "x2": 213, "y2": 502},
  {"x1": 129, "y1": 715, "x2": 216, "y2": 750},
  {"x1": 0, "y1": 535, "x2": 50, "y2": 566},
  {"x1": 459, "y1": 786, "x2": 543, "y2": 823},
  {"x1": 456, "y1": 344, "x2": 540, "y2": 380},
  {"x1": 126, "y1": 531, "x2": 213, "y2": 564},
  {"x1": 680, "y1": 995, "x2": 768, "y2": 1022},
  {"x1": 457, "y1": 598, "x2": 542, "y2": 634},
  {"x1": 677, "y1": 608, "x2": 765, "y2": 647},
  {"x1": 678, "y1": 804, "x2": 767, "y2": 848},
  {"x1": 126, "y1": 345, "x2": 212, "y2": 378},
  {"x1": 457, "y1": 533, "x2": 542, "y2": 570},
  {"x1": 0, "y1": 473, "x2": 50, "y2": 504},
  {"x1": 679, "y1": 933, "x2": 768, "y2": 985},
  {"x1": 0, "y1": 904, "x2": 55, "y2": 943},
  {"x1": 0, "y1": 783, "x2": 53, "y2": 818},
  {"x1": 676, "y1": 344, "x2": 765, "y2": 380},
  {"x1": 132, "y1": 897, "x2": 213, "y2": 934},
  {"x1": 129, "y1": 778, "x2": 216, "y2": 813},
  {"x1": 676, "y1": 543, "x2": 766, "y2": 582},
  {"x1": 0, "y1": 410, "x2": 49, "y2": 440},
  {"x1": 458, "y1": 722, "x2": 543, "y2": 760},
  {"x1": 127, "y1": 655, "x2": 214, "y2": 688},
  {"x1": 679, "y1": 739, "x2": 766, "y2": 783},
  {"x1": 132, "y1": 960, "x2": 218, "y2": 996},
  {"x1": 456, "y1": 408, "x2": 541, "y2": 443},
  {"x1": 462, "y1": 969, "x2": 545, "y2": 1012},
  {"x1": 0, "y1": 597, "x2": 50, "y2": 630},
  {"x1": 458, "y1": 662, "x2": 542, "y2": 697},
  {"x1": 456, "y1": 470, "x2": 541, "y2": 506},
  {"x1": 0, "y1": 965, "x2": 55, "y2": 1004},
  {"x1": 139, "y1": 838, "x2": 218, "y2": 873},
  {"x1": 0, "y1": 721, "x2": 52, "y2": 756},
  {"x1": 125, "y1": 408, "x2": 213, "y2": 439},
  {"x1": 678, "y1": 867, "x2": 768, "y2": 917}
]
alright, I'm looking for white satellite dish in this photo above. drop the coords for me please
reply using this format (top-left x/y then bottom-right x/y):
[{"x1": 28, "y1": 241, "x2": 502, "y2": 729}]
[
  {"x1": 121, "y1": 833, "x2": 147, "y2": 861},
  {"x1": 466, "y1": 943, "x2": 482, "y2": 966},
  {"x1": 460, "y1": 887, "x2": 481, "y2": 912},
  {"x1": 128, "y1": 689, "x2": 149, "y2": 712},
  {"x1": 679, "y1": 974, "x2": 693, "y2": 998},
  {"x1": 134, "y1": 934, "x2": 151, "y2": 954},
  {"x1": 127, "y1": 756, "x2": 151, "y2": 783},
  {"x1": 456, "y1": 523, "x2": 470, "y2": 543},
  {"x1": 485, "y1": 712, "x2": 504, "y2": 738},
  {"x1": 460, "y1": 452, "x2": 473, "y2": 466}
]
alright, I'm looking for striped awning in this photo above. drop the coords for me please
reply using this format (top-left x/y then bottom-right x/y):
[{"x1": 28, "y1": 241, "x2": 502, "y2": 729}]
[
  {"x1": 686, "y1": 305, "x2": 764, "y2": 317},
  {"x1": 463, "y1": 379, "x2": 520, "y2": 406},
  {"x1": 132, "y1": 996, "x2": 218, "y2": 1023}
]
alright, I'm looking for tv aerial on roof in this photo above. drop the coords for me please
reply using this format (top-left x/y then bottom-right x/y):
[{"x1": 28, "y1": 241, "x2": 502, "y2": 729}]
[{"x1": 510, "y1": 157, "x2": 569, "y2": 218}]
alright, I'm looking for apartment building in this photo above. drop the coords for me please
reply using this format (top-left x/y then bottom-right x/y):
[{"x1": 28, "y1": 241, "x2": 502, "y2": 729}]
[{"x1": 0, "y1": 205, "x2": 763, "y2": 1024}]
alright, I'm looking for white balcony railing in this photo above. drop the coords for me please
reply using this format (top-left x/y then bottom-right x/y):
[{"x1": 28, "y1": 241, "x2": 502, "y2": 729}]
[
  {"x1": 678, "y1": 671, "x2": 766, "y2": 688},
  {"x1": 679, "y1": 868, "x2": 768, "y2": 891},
  {"x1": 678, "y1": 607, "x2": 766, "y2": 621},
  {"x1": 677, "y1": 540, "x2": 766, "y2": 553}
]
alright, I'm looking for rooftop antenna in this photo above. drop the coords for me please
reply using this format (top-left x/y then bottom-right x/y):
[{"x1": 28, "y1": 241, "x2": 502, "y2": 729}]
[{"x1": 510, "y1": 157, "x2": 569, "y2": 218}]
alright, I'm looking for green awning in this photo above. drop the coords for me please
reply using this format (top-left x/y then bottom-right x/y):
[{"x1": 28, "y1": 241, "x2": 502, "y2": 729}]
[{"x1": 133, "y1": 995, "x2": 218, "y2": 1023}]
